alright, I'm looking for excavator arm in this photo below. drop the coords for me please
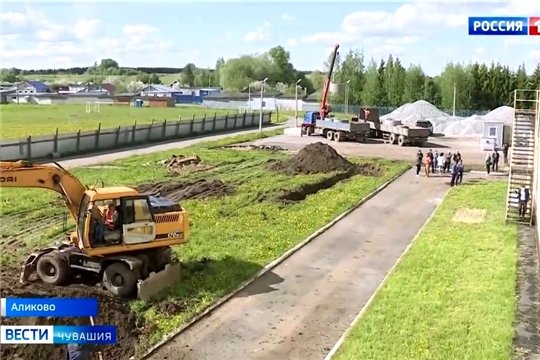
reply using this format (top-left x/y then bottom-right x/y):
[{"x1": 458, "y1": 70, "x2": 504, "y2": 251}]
[{"x1": 0, "y1": 161, "x2": 87, "y2": 220}]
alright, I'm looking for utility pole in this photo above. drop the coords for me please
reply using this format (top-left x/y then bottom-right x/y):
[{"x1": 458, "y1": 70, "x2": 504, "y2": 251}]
[{"x1": 452, "y1": 82, "x2": 456, "y2": 117}]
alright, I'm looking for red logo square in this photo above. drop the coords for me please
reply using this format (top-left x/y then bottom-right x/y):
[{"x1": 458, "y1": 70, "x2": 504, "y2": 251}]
[{"x1": 530, "y1": 17, "x2": 540, "y2": 35}]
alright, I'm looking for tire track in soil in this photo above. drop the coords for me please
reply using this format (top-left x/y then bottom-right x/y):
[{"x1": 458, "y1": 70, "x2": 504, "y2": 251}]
[{"x1": 0, "y1": 213, "x2": 69, "y2": 249}]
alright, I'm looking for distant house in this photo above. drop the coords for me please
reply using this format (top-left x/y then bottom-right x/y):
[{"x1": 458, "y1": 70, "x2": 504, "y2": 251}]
[
  {"x1": 139, "y1": 84, "x2": 180, "y2": 97},
  {"x1": 15, "y1": 81, "x2": 50, "y2": 94},
  {"x1": 78, "y1": 83, "x2": 116, "y2": 94}
]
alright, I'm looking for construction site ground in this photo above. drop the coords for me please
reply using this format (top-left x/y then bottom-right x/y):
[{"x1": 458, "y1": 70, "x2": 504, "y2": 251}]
[
  {"x1": 249, "y1": 132, "x2": 491, "y2": 167},
  {"x1": 0, "y1": 130, "x2": 408, "y2": 359}
]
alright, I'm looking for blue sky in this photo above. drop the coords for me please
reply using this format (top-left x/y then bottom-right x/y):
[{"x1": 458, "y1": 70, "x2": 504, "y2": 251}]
[{"x1": 1, "y1": 1, "x2": 539, "y2": 75}]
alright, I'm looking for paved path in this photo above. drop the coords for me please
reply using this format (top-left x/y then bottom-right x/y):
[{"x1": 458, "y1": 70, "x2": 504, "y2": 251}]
[
  {"x1": 50, "y1": 125, "x2": 285, "y2": 169},
  {"x1": 147, "y1": 170, "x2": 451, "y2": 360}
]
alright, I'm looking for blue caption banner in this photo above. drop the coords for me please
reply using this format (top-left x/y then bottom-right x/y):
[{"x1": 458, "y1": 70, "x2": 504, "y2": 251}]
[
  {"x1": 468, "y1": 17, "x2": 528, "y2": 35},
  {"x1": 54, "y1": 326, "x2": 116, "y2": 344},
  {"x1": 1, "y1": 298, "x2": 98, "y2": 317},
  {"x1": 1, "y1": 325, "x2": 117, "y2": 344}
]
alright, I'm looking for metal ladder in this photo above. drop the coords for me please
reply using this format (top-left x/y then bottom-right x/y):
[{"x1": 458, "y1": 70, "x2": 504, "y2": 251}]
[{"x1": 505, "y1": 89, "x2": 539, "y2": 225}]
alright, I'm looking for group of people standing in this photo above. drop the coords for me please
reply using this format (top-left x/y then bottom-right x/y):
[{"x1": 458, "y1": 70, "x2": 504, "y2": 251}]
[
  {"x1": 415, "y1": 149, "x2": 464, "y2": 186},
  {"x1": 485, "y1": 143, "x2": 509, "y2": 175}
]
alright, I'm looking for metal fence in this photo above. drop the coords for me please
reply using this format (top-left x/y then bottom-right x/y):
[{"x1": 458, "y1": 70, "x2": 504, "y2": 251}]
[
  {"x1": 329, "y1": 104, "x2": 490, "y2": 118},
  {"x1": 0, "y1": 112, "x2": 273, "y2": 161}
]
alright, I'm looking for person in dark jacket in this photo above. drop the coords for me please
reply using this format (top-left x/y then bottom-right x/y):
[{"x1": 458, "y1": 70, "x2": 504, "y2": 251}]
[
  {"x1": 450, "y1": 161, "x2": 459, "y2": 186},
  {"x1": 502, "y1": 143, "x2": 509, "y2": 166},
  {"x1": 444, "y1": 151, "x2": 452, "y2": 173},
  {"x1": 456, "y1": 159, "x2": 464, "y2": 185},
  {"x1": 492, "y1": 150, "x2": 500, "y2": 172},
  {"x1": 515, "y1": 186, "x2": 530, "y2": 218},
  {"x1": 415, "y1": 150, "x2": 423, "y2": 176},
  {"x1": 427, "y1": 149, "x2": 434, "y2": 173},
  {"x1": 65, "y1": 344, "x2": 95, "y2": 360},
  {"x1": 485, "y1": 154, "x2": 492, "y2": 175},
  {"x1": 432, "y1": 150, "x2": 438, "y2": 173}
]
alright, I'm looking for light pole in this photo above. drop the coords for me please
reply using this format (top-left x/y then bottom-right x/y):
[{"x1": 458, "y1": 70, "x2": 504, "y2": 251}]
[
  {"x1": 345, "y1": 80, "x2": 351, "y2": 114},
  {"x1": 295, "y1": 79, "x2": 301, "y2": 127},
  {"x1": 259, "y1": 77, "x2": 268, "y2": 133},
  {"x1": 452, "y1": 82, "x2": 456, "y2": 117}
]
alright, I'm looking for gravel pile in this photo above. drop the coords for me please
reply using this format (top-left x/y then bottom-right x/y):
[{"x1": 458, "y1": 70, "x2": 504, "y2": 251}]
[
  {"x1": 382, "y1": 100, "x2": 450, "y2": 123},
  {"x1": 382, "y1": 100, "x2": 515, "y2": 136}
]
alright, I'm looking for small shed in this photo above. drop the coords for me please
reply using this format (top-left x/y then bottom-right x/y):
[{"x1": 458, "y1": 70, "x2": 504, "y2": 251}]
[{"x1": 481, "y1": 121, "x2": 512, "y2": 150}]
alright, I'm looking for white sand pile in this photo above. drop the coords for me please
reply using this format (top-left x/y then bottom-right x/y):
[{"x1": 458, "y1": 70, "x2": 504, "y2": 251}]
[
  {"x1": 382, "y1": 100, "x2": 450, "y2": 123},
  {"x1": 382, "y1": 101, "x2": 515, "y2": 136}
]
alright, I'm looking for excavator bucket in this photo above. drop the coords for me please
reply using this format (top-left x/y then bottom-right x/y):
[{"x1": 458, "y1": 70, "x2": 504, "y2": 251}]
[{"x1": 137, "y1": 262, "x2": 182, "y2": 301}]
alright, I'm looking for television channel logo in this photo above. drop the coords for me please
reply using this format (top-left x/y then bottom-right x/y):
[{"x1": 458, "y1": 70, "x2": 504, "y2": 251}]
[{"x1": 468, "y1": 17, "x2": 540, "y2": 35}]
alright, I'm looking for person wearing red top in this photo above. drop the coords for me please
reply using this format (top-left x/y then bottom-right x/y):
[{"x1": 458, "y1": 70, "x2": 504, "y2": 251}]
[
  {"x1": 104, "y1": 202, "x2": 118, "y2": 229},
  {"x1": 423, "y1": 155, "x2": 431, "y2": 177}
]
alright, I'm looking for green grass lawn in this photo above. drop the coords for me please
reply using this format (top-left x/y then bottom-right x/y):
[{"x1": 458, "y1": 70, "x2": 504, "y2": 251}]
[
  {"x1": 0, "y1": 104, "x2": 236, "y2": 139},
  {"x1": 333, "y1": 181, "x2": 517, "y2": 360},
  {"x1": 0, "y1": 130, "x2": 409, "y2": 347}
]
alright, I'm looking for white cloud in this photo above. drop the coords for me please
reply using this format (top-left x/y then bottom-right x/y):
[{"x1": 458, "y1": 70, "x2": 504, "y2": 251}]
[
  {"x1": 0, "y1": 11, "x2": 27, "y2": 26},
  {"x1": 72, "y1": 19, "x2": 102, "y2": 40},
  {"x1": 286, "y1": 38, "x2": 297, "y2": 47},
  {"x1": 281, "y1": 13, "x2": 295, "y2": 21},
  {"x1": 301, "y1": 2, "x2": 539, "y2": 46},
  {"x1": 244, "y1": 21, "x2": 272, "y2": 42}
]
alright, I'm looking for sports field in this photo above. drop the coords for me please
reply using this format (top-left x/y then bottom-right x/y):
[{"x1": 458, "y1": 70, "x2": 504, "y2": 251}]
[{"x1": 0, "y1": 104, "x2": 237, "y2": 139}]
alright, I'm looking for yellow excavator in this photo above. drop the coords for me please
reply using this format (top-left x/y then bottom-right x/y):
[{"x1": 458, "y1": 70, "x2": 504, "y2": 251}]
[{"x1": 0, "y1": 160, "x2": 190, "y2": 300}]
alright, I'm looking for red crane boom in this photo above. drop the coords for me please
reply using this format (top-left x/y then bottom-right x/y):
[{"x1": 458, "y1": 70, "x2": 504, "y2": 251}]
[{"x1": 320, "y1": 43, "x2": 340, "y2": 119}]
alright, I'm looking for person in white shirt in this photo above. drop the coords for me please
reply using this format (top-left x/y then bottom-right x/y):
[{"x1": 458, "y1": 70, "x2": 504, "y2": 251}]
[{"x1": 437, "y1": 153, "x2": 445, "y2": 174}]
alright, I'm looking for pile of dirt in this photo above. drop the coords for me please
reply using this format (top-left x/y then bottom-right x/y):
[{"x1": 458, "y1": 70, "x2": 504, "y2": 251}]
[
  {"x1": 268, "y1": 142, "x2": 382, "y2": 176},
  {"x1": 136, "y1": 179, "x2": 235, "y2": 202},
  {"x1": 0, "y1": 267, "x2": 143, "y2": 360},
  {"x1": 148, "y1": 154, "x2": 213, "y2": 176}
]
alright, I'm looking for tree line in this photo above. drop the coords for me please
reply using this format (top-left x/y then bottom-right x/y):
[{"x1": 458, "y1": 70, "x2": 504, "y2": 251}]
[
  {"x1": 325, "y1": 50, "x2": 540, "y2": 111},
  {"x1": 1, "y1": 45, "x2": 539, "y2": 111}
]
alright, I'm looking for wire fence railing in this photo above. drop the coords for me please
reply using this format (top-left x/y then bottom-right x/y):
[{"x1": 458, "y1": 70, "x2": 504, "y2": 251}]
[{"x1": 329, "y1": 104, "x2": 490, "y2": 118}]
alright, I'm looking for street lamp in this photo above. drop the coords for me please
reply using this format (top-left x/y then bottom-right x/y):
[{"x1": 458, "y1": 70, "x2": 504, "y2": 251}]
[
  {"x1": 259, "y1": 77, "x2": 268, "y2": 133},
  {"x1": 295, "y1": 79, "x2": 301, "y2": 127},
  {"x1": 345, "y1": 80, "x2": 351, "y2": 114}
]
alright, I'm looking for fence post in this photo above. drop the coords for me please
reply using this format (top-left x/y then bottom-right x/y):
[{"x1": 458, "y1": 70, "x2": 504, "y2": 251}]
[
  {"x1": 115, "y1": 126, "x2": 121, "y2": 147},
  {"x1": 131, "y1": 121, "x2": 137, "y2": 144},
  {"x1": 76, "y1": 130, "x2": 81, "y2": 152},
  {"x1": 234, "y1": 112, "x2": 238, "y2": 128},
  {"x1": 162, "y1": 119, "x2": 167, "y2": 138},
  {"x1": 190, "y1": 114, "x2": 195, "y2": 134},
  {"x1": 53, "y1": 128, "x2": 59, "y2": 154},
  {"x1": 224, "y1": 112, "x2": 229, "y2": 130},
  {"x1": 26, "y1": 136, "x2": 32, "y2": 160},
  {"x1": 94, "y1": 123, "x2": 102, "y2": 149},
  {"x1": 242, "y1": 111, "x2": 247, "y2": 127},
  {"x1": 147, "y1": 120, "x2": 154, "y2": 142},
  {"x1": 212, "y1": 112, "x2": 217, "y2": 132},
  {"x1": 176, "y1": 118, "x2": 181, "y2": 136},
  {"x1": 201, "y1": 114, "x2": 207, "y2": 133}
]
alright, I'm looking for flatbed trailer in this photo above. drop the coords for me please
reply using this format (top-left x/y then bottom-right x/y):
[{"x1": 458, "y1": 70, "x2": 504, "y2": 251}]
[
  {"x1": 360, "y1": 107, "x2": 431, "y2": 146},
  {"x1": 301, "y1": 113, "x2": 371, "y2": 142}
]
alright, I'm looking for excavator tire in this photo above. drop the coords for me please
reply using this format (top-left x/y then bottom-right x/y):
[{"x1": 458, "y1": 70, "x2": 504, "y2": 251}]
[
  {"x1": 36, "y1": 252, "x2": 69, "y2": 285},
  {"x1": 103, "y1": 262, "x2": 139, "y2": 297}
]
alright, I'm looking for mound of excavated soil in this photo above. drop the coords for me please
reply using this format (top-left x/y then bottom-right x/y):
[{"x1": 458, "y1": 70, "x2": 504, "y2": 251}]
[
  {"x1": 136, "y1": 179, "x2": 235, "y2": 202},
  {"x1": 268, "y1": 142, "x2": 382, "y2": 176},
  {"x1": 0, "y1": 267, "x2": 143, "y2": 360}
]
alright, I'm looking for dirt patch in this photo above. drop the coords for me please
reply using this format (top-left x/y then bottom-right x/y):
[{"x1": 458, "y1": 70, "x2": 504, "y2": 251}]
[
  {"x1": 136, "y1": 179, "x2": 235, "y2": 202},
  {"x1": 264, "y1": 143, "x2": 384, "y2": 202},
  {"x1": 0, "y1": 267, "x2": 143, "y2": 360},
  {"x1": 452, "y1": 208, "x2": 487, "y2": 223},
  {"x1": 223, "y1": 144, "x2": 286, "y2": 151},
  {"x1": 267, "y1": 142, "x2": 383, "y2": 177}
]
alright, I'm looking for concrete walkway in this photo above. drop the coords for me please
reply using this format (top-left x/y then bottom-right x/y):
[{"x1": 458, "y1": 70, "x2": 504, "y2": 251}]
[
  {"x1": 147, "y1": 170, "x2": 450, "y2": 360},
  {"x1": 50, "y1": 125, "x2": 285, "y2": 168}
]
